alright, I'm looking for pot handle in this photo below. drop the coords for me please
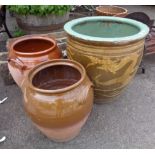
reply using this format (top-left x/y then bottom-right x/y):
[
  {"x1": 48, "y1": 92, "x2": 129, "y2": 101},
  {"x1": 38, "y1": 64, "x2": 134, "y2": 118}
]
[
  {"x1": 8, "y1": 57, "x2": 27, "y2": 73},
  {"x1": 80, "y1": 81, "x2": 94, "y2": 105},
  {"x1": 20, "y1": 78, "x2": 27, "y2": 93}
]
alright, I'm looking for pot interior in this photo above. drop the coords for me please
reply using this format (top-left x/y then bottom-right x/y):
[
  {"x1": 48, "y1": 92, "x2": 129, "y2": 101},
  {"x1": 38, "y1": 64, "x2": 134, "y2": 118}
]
[
  {"x1": 72, "y1": 20, "x2": 140, "y2": 38},
  {"x1": 14, "y1": 38, "x2": 54, "y2": 53},
  {"x1": 32, "y1": 65, "x2": 81, "y2": 90}
]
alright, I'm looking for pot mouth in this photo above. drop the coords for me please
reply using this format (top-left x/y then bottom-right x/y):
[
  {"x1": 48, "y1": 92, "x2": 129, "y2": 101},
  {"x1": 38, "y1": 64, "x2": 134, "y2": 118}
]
[
  {"x1": 96, "y1": 6, "x2": 128, "y2": 15},
  {"x1": 64, "y1": 16, "x2": 149, "y2": 43},
  {"x1": 11, "y1": 37, "x2": 56, "y2": 57},
  {"x1": 28, "y1": 59, "x2": 86, "y2": 94}
]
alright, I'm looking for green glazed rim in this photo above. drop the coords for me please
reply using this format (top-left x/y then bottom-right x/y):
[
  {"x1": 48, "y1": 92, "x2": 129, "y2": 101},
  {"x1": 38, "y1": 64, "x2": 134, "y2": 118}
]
[{"x1": 64, "y1": 16, "x2": 149, "y2": 43}]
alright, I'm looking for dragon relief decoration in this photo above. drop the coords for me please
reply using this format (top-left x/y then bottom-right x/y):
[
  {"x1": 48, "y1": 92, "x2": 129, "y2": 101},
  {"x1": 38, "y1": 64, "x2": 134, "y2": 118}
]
[{"x1": 67, "y1": 47, "x2": 142, "y2": 92}]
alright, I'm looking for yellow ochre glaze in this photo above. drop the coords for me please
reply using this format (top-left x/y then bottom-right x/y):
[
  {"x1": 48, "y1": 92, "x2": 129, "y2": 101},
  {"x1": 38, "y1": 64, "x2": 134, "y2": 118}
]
[{"x1": 67, "y1": 36, "x2": 144, "y2": 103}]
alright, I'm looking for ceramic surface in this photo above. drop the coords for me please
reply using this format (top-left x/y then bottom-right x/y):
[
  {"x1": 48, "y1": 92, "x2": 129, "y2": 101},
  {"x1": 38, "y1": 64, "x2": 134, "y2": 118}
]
[
  {"x1": 8, "y1": 36, "x2": 62, "y2": 87},
  {"x1": 22, "y1": 59, "x2": 94, "y2": 142},
  {"x1": 96, "y1": 6, "x2": 128, "y2": 17},
  {"x1": 64, "y1": 16, "x2": 149, "y2": 103}
]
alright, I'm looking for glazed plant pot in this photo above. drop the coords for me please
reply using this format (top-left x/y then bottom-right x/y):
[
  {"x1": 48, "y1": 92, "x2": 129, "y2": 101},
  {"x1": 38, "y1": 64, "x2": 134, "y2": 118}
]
[
  {"x1": 21, "y1": 59, "x2": 94, "y2": 142},
  {"x1": 8, "y1": 36, "x2": 62, "y2": 87},
  {"x1": 64, "y1": 16, "x2": 149, "y2": 103},
  {"x1": 96, "y1": 5, "x2": 128, "y2": 17}
]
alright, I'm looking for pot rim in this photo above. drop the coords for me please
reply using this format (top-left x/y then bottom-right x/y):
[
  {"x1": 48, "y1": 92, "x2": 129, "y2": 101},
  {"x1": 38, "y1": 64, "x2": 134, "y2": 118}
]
[
  {"x1": 96, "y1": 6, "x2": 128, "y2": 15},
  {"x1": 11, "y1": 36, "x2": 57, "y2": 57},
  {"x1": 64, "y1": 16, "x2": 149, "y2": 44},
  {"x1": 27, "y1": 59, "x2": 86, "y2": 94}
]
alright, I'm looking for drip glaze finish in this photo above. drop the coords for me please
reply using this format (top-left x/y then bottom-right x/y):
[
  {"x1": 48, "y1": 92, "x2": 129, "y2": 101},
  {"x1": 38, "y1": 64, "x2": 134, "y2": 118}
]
[{"x1": 22, "y1": 59, "x2": 94, "y2": 142}]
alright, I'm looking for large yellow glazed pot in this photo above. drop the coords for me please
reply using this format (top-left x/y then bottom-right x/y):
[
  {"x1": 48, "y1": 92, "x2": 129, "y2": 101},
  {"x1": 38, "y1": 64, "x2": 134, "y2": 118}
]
[{"x1": 64, "y1": 16, "x2": 149, "y2": 103}]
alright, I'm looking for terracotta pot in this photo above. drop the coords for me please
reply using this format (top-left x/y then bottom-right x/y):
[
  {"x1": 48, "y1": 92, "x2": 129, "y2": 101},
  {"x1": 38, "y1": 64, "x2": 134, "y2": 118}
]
[
  {"x1": 8, "y1": 36, "x2": 62, "y2": 87},
  {"x1": 21, "y1": 59, "x2": 94, "y2": 142},
  {"x1": 64, "y1": 16, "x2": 149, "y2": 103},
  {"x1": 96, "y1": 5, "x2": 128, "y2": 17}
]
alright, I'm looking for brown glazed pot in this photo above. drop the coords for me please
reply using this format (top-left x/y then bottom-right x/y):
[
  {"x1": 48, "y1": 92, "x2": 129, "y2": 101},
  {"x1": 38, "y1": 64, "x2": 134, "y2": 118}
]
[
  {"x1": 21, "y1": 59, "x2": 94, "y2": 142},
  {"x1": 8, "y1": 36, "x2": 62, "y2": 87},
  {"x1": 96, "y1": 5, "x2": 128, "y2": 17}
]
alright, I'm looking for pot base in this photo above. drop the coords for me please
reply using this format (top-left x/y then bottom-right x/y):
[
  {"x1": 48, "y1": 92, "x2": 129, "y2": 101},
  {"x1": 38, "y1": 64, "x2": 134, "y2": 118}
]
[
  {"x1": 33, "y1": 113, "x2": 90, "y2": 142},
  {"x1": 94, "y1": 93, "x2": 121, "y2": 104},
  {"x1": 94, "y1": 88, "x2": 123, "y2": 103}
]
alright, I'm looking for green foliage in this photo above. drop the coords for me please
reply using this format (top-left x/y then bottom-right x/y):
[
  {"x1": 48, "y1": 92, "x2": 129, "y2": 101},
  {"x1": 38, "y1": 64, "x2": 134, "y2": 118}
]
[
  {"x1": 7, "y1": 5, "x2": 72, "y2": 16},
  {"x1": 13, "y1": 28, "x2": 25, "y2": 37}
]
